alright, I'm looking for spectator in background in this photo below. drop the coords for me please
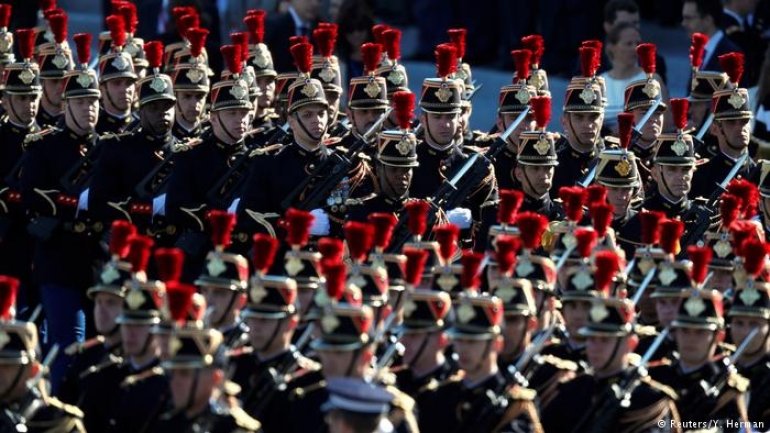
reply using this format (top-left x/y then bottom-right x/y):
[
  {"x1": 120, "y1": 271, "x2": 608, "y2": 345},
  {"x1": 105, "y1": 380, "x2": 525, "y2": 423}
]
[
  {"x1": 336, "y1": 0, "x2": 376, "y2": 83},
  {"x1": 540, "y1": 0, "x2": 605, "y2": 76},
  {"x1": 752, "y1": 44, "x2": 770, "y2": 158},
  {"x1": 681, "y1": 0, "x2": 742, "y2": 86},
  {"x1": 266, "y1": 0, "x2": 322, "y2": 73},
  {"x1": 721, "y1": 0, "x2": 766, "y2": 87}
]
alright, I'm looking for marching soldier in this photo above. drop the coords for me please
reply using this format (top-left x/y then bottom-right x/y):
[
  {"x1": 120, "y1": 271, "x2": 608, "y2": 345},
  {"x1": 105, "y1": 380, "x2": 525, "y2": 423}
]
[
  {"x1": 311, "y1": 26, "x2": 348, "y2": 138},
  {"x1": 342, "y1": 42, "x2": 389, "y2": 158},
  {"x1": 36, "y1": 11, "x2": 72, "y2": 127},
  {"x1": 169, "y1": 28, "x2": 210, "y2": 140},
  {"x1": 0, "y1": 276, "x2": 87, "y2": 433},
  {"x1": 542, "y1": 251, "x2": 681, "y2": 433},
  {"x1": 690, "y1": 52, "x2": 758, "y2": 200},
  {"x1": 323, "y1": 378, "x2": 395, "y2": 433},
  {"x1": 687, "y1": 32, "x2": 728, "y2": 159},
  {"x1": 759, "y1": 161, "x2": 770, "y2": 239},
  {"x1": 88, "y1": 40, "x2": 177, "y2": 230},
  {"x1": 95, "y1": 15, "x2": 138, "y2": 135},
  {"x1": 243, "y1": 10, "x2": 280, "y2": 137},
  {"x1": 376, "y1": 28, "x2": 410, "y2": 130}
]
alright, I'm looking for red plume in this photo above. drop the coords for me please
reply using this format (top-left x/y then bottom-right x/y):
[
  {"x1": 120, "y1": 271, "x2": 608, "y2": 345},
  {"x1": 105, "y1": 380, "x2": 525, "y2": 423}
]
[
  {"x1": 393, "y1": 91, "x2": 415, "y2": 130},
  {"x1": 290, "y1": 42, "x2": 313, "y2": 74},
  {"x1": 741, "y1": 239, "x2": 767, "y2": 277},
  {"x1": 230, "y1": 32, "x2": 250, "y2": 63},
  {"x1": 15, "y1": 29, "x2": 35, "y2": 61},
  {"x1": 687, "y1": 246, "x2": 712, "y2": 285},
  {"x1": 594, "y1": 251, "x2": 620, "y2": 294},
  {"x1": 289, "y1": 35, "x2": 309, "y2": 47},
  {"x1": 109, "y1": 220, "x2": 137, "y2": 258},
  {"x1": 731, "y1": 220, "x2": 759, "y2": 257},
  {"x1": 618, "y1": 112, "x2": 635, "y2": 150},
  {"x1": 670, "y1": 98, "x2": 689, "y2": 131},
  {"x1": 690, "y1": 33, "x2": 708, "y2": 69},
  {"x1": 323, "y1": 259, "x2": 347, "y2": 301},
  {"x1": 344, "y1": 221, "x2": 375, "y2": 263},
  {"x1": 447, "y1": 28, "x2": 467, "y2": 59},
  {"x1": 531, "y1": 96, "x2": 551, "y2": 130},
  {"x1": 154, "y1": 248, "x2": 184, "y2": 283},
  {"x1": 636, "y1": 43, "x2": 656, "y2": 74},
  {"x1": 516, "y1": 212, "x2": 549, "y2": 250},
  {"x1": 579, "y1": 46, "x2": 599, "y2": 77},
  {"x1": 178, "y1": 14, "x2": 199, "y2": 39},
  {"x1": 143, "y1": 40, "x2": 163, "y2": 69},
  {"x1": 361, "y1": 42, "x2": 382, "y2": 75},
  {"x1": 119, "y1": 3, "x2": 137, "y2": 34},
  {"x1": 498, "y1": 189, "x2": 524, "y2": 225},
  {"x1": 495, "y1": 235, "x2": 521, "y2": 275},
  {"x1": 590, "y1": 203, "x2": 613, "y2": 238},
  {"x1": 718, "y1": 52, "x2": 744, "y2": 85},
  {"x1": 313, "y1": 27, "x2": 336, "y2": 58},
  {"x1": 434, "y1": 224, "x2": 460, "y2": 262},
  {"x1": 252, "y1": 234, "x2": 279, "y2": 274},
  {"x1": 575, "y1": 228, "x2": 598, "y2": 259},
  {"x1": 727, "y1": 179, "x2": 759, "y2": 219},
  {"x1": 511, "y1": 49, "x2": 531, "y2": 82},
  {"x1": 106, "y1": 14, "x2": 126, "y2": 48},
  {"x1": 405, "y1": 200, "x2": 430, "y2": 237},
  {"x1": 317, "y1": 22, "x2": 338, "y2": 32},
  {"x1": 382, "y1": 29, "x2": 401, "y2": 61},
  {"x1": 720, "y1": 194, "x2": 741, "y2": 227},
  {"x1": 521, "y1": 34, "x2": 545, "y2": 66},
  {"x1": 559, "y1": 186, "x2": 586, "y2": 222},
  {"x1": 0, "y1": 5, "x2": 11, "y2": 28},
  {"x1": 582, "y1": 40, "x2": 603, "y2": 70},
  {"x1": 318, "y1": 238, "x2": 345, "y2": 268},
  {"x1": 586, "y1": 185, "x2": 607, "y2": 205},
  {"x1": 187, "y1": 28, "x2": 208, "y2": 59},
  {"x1": 39, "y1": 0, "x2": 56, "y2": 12},
  {"x1": 48, "y1": 12, "x2": 67, "y2": 44},
  {"x1": 640, "y1": 211, "x2": 665, "y2": 245},
  {"x1": 284, "y1": 208, "x2": 314, "y2": 247},
  {"x1": 460, "y1": 250, "x2": 484, "y2": 291},
  {"x1": 244, "y1": 10, "x2": 266, "y2": 44},
  {"x1": 368, "y1": 213, "x2": 397, "y2": 250},
  {"x1": 221, "y1": 44, "x2": 243, "y2": 76},
  {"x1": 659, "y1": 219, "x2": 684, "y2": 255},
  {"x1": 73, "y1": 33, "x2": 92, "y2": 65},
  {"x1": 166, "y1": 281, "x2": 196, "y2": 323},
  {"x1": 435, "y1": 43, "x2": 457, "y2": 78},
  {"x1": 171, "y1": 6, "x2": 195, "y2": 21},
  {"x1": 403, "y1": 247, "x2": 428, "y2": 287},
  {"x1": 126, "y1": 235, "x2": 155, "y2": 274},
  {"x1": 372, "y1": 24, "x2": 389, "y2": 44},
  {"x1": 0, "y1": 276, "x2": 19, "y2": 321}
]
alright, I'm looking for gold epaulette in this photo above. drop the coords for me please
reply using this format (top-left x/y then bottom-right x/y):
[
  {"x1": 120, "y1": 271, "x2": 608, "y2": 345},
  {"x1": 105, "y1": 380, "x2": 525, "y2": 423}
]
[
  {"x1": 627, "y1": 353, "x2": 643, "y2": 367},
  {"x1": 635, "y1": 325, "x2": 658, "y2": 337},
  {"x1": 385, "y1": 385, "x2": 416, "y2": 412},
  {"x1": 23, "y1": 127, "x2": 58, "y2": 146},
  {"x1": 718, "y1": 342, "x2": 737, "y2": 354},
  {"x1": 648, "y1": 358, "x2": 673, "y2": 368},
  {"x1": 539, "y1": 354, "x2": 579, "y2": 372},
  {"x1": 377, "y1": 370, "x2": 397, "y2": 387},
  {"x1": 44, "y1": 395, "x2": 85, "y2": 418},
  {"x1": 248, "y1": 143, "x2": 283, "y2": 158},
  {"x1": 726, "y1": 371, "x2": 750, "y2": 393},
  {"x1": 296, "y1": 355, "x2": 321, "y2": 373},
  {"x1": 290, "y1": 379, "x2": 326, "y2": 400},
  {"x1": 172, "y1": 137, "x2": 203, "y2": 153},
  {"x1": 98, "y1": 130, "x2": 131, "y2": 142},
  {"x1": 640, "y1": 376, "x2": 678, "y2": 400},
  {"x1": 229, "y1": 405, "x2": 262, "y2": 431},
  {"x1": 121, "y1": 366, "x2": 164, "y2": 387},
  {"x1": 603, "y1": 136, "x2": 620, "y2": 147},
  {"x1": 508, "y1": 385, "x2": 537, "y2": 401},
  {"x1": 222, "y1": 380, "x2": 242, "y2": 398},
  {"x1": 65, "y1": 335, "x2": 106, "y2": 356}
]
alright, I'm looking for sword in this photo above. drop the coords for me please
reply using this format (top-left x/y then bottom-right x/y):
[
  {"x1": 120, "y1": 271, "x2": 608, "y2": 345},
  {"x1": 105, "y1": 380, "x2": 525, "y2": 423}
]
[
  {"x1": 631, "y1": 267, "x2": 656, "y2": 307},
  {"x1": 695, "y1": 113, "x2": 714, "y2": 141}
]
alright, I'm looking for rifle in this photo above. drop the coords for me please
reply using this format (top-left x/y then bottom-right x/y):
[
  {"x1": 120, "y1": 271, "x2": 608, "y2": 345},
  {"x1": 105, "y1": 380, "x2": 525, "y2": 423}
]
[
  {"x1": 279, "y1": 108, "x2": 392, "y2": 212},
  {"x1": 679, "y1": 151, "x2": 749, "y2": 248},
  {"x1": 628, "y1": 98, "x2": 662, "y2": 149},
  {"x1": 387, "y1": 108, "x2": 530, "y2": 253},
  {"x1": 693, "y1": 113, "x2": 715, "y2": 156},
  {"x1": 134, "y1": 149, "x2": 175, "y2": 201},
  {"x1": 59, "y1": 138, "x2": 102, "y2": 195},
  {"x1": 17, "y1": 344, "x2": 59, "y2": 424}
]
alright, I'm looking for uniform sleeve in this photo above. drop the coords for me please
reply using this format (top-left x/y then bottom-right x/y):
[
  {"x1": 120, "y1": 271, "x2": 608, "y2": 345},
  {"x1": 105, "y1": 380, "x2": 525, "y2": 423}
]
[
  {"x1": 235, "y1": 155, "x2": 276, "y2": 234},
  {"x1": 164, "y1": 151, "x2": 202, "y2": 230},
  {"x1": 88, "y1": 141, "x2": 126, "y2": 223},
  {"x1": 19, "y1": 142, "x2": 55, "y2": 216}
]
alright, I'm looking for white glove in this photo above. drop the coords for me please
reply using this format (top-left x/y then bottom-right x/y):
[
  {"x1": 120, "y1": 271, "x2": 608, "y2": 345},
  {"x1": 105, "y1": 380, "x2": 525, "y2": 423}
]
[
  {"x1": 447, "y1": 207, "x2": 472, "y2": 229},
  {"x1": 309, "y1": 208, "x2": 330, "y2": 236}
]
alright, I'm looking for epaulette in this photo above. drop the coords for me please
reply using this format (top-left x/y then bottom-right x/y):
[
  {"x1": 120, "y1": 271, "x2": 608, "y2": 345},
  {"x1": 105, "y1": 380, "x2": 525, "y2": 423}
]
[
  {"x1": 65, "y1": 335, "x2": 105, "y2": 356},
  {"x1": 438, "y1": 371, "x2": 465, "y2": 387},
  {"x1": 378, "y1": 370, "x2": 397, "y2": 387},
  {"x1": 229, "y1": 405, "x2": 262, "y2": 431},
  {"x1": 718, "y1": 342, "x2": 737, "y2": 354},
  {"x1": 507, "y1": 385, "x2": 537, "y2": 401},
  {"x1": 603, "y1": 135, "x2": 620, "y2": 147},
  {"x1": 647, "y1": 358, "x2": 672, "y2": 368},
  {"x1": 222, "y1": 380, "x2": 242, "y2": 398},
  {"x1": 470, "y1": 130, "x2": 497, "y2": 145},
  {"x1": 385, "y1": 385, "x2": 416, "y2": 412},
  {"x1": 226, "y1": 345, "x2": 254, "y2": 358},
  {"x1": 98, "y1": 130, "x2": 132, "y2": 142},
  {"x1": 43, "y1": 396, "x2": 85, "y2": 418},
  {"x1": 635, "y1": 325, "x2": 658, "y2": 337},
  {"x1": 640, "y1": 376, "x2": 678, "y2": 400},
  {"x1": 463, "y1": 144, "x2": 485, "y2": 154},
  {"x1": 627, "y1": 352, "x2": 643, "y2": 367},
  {"x1": 121, "y1": 366, "x2": 164, "y2": 388},
  {"x1": 726, "y1": 371, "x2": 750, "y2": 392},
  {"x1": 290, "y1": 379, "x2": 326, "y2": 400},
  {"x1": 78, "y1": 354, "x2": 122, "y2": 380},
  {"x1": 23, "y1": 127, "x2": 58, "y2": 146},
  {"x1": 539, "y1": 354, "x2": 578, "y2": 371},
  {"x1": 248, "y1": 143, "x2": 283, "y2": 158},
  {"x1": 417, "y1": 378, "x2": 441, "y2": 394},
  {"x1": 296, "y1": 355, "x2": 321, "y2": 373},
  {"x1": 172, "y1": 137, "x2": 203, "y2": 153}
]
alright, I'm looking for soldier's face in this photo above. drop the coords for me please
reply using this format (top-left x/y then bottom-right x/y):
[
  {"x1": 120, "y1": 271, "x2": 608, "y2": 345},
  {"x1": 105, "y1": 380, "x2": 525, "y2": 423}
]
[
  {"x1": 102, "y1": 77, "x2": 136, "y2": 112},
  {"x1": 708, "y1": 269, "x2": 733, "y2": 292},
  {"x1": 564, "y1": 111, "x2": 602, "y2": 147},
  {"x1": 562, "y1": 301, "x2": 591, "y2": 339},
  {"x1": 175, "y1": 90, "x2": 207, "y2": 124},
  {"x1": 201, "y1": 288, "x2": 240, "y2": 328},
  {"x1": 730, "y1": 316, "x2": 769, "y2": 358},
  {"x1": 401, "y1": 331, "x2": 443, "y2": 366},
  {"x1": 422, "y1": 112, "x2": 460, "y2": 147},
  {"x1": 326, "y1": 91, "x2": 341, "y2": 122},
  {"x1": 213, "y1": 108, "x2": 250, "y2": 141},
  {"x1": 605, "y1": 186, "x2": 633, "y2": 217},
  {"x1": 376, "y1": 164, "x2": 412, "y2": 198},
  {"x1": 169, "y1": 367, "x2": 220, "y2": 410},
  {"x1": 42, "y1": 78, "x2": 65, "y2": 108},
  {"x1": 497, "y1": 112, "x2": 535, "y2": 148},
  {"x1": 675, "y1": 327, "x2": 717, "y2": 366},
  {"x1": 140, "y1": 99, "x2": 175, "y2": 135},
  {"x1": 515, "y1": 165, "x2": 554, "y2": 197},
  {"x1": 682, "y1": 2, "x2": 710, "y2": 36},
  {"x1": 2, "y1": 93, "x2": 40, "y2": 125},
  {"x1": 689, "y1": 100, "x2": 709, "y2": 129},
  {"x1": 586, "y1": 335, "x2": 626, "y2": 371},
  {"x1": 654, "y1": 297, "x2": 681, "y2": 327},
  {"x1": 64, "y1": 97, "x2": 99, "y2": 132},
  {"x1": 317, "y1": 346, "x2": 372, "y2": 379},
  {"x1": 246, "y1": 316, "x2": 291, "y2": 351},
  {"x1": 654, "y1": 165, "x2": 694, "y2": 199},
  {"x1": 256, "y1": 76, "x2": 275, "y2": 109},
  {"x1": 94, "y1": 292, "x2": 123, "y2": 335},
  {"x1": 120, "y1": 323, "x2": 154, "y2": 357},
  {"x1": 714, "y1": 118, "x2": 751, "y2": 152},
  {"x1": 290, "y1": 104, "x2": 329, "y2": 144},
  {"x1": 632, "y1": 108, "x2": 663, "y2": 145},
  {"x1": 501, "y1": 315, "x2": 533, "y2": 358},
  {"x1": 453, "y1": 336, "x2": 499, "y2": 370},
  {"x1": 348, "y1": 107, "x2": 386, "y2": 136}
]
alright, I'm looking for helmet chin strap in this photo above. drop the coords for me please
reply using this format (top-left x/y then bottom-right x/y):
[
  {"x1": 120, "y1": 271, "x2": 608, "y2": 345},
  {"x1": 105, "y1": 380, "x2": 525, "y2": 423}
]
[
  {"x1": 210, "y1": 291, "x2": 238, "y2": 330},
  {"x1": 183, "y1": 369, "x2": 201, "y2": 414},
  {"x1": 597, "y1": 338, "x2": 623, "y2": 373},
  {"x1": 425, "y1": 117, "x2": 455, "y2": 151},
  {"x1": 66, "y1": 103, "x2": 89, "y2": 134},
  {"x1": 469, "y1": 339, "x2": 492, "y2": 377},
  {"x1": 293, "y1": 111, "x2": 327, "y2": 144},
  {"x1": 409, "y1": 332, "x2": 432, "y2": 371},
  {"x1": 658, "y1": 167, "x2": 685, "y2": 203},
  {"x1": 522, "y1": 168, "x2": 546, "y2": 198},
  {"x1": 259, "y1": 318, "x2": 284, "y2": 353},
  {"x1": 175, "y1": 100, "x2": 197, "y2": 126},
  {"x1": 741, "y1": 326, "x2": 770, "y2": 359},
  {"x1": 718, "y1": 124, "x2": 747, "y2": 153},
  {"x1": 344, "y1": 347, "x2": 362, "y2": 377},
  {"x1": 566, "y1": 116, "x2": 592, "y2": 150},
  {"x1": 215, "y1": 111, "x2": 241, "y2": 143}
]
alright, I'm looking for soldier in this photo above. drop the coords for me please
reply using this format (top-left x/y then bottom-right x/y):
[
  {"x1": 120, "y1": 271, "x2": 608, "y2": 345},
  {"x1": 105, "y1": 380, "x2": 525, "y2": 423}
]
[
  {"x1": 759, "y1": 161, "x2": 770, "y2": 239},
  {"x1": 687, "y1": 33, "x2": 728, "y2": 159},
  {"x1": 19, "y1": 32, "x2": 102, "y2": 391},
  {"x1": 95, "y1": 15, "x2": 138, "y2": 135},
  {"x1": 489, "y1": 49, "x2": 537, "y2": 190},
  {"x1": 147, "y1": 282, "x2": 262, "y2": 433},
  {"x1": 170, "y1": 28, "x2": 210, "y2": 140},
  {"x1": 35, "y1": 11, "x2": 73, "y2": 127},
  {"x1": 323, "y1": 378, "x2": 395, "y2": 433},
  {"x1": 721, "y1": 0, "x2": 766, "y2": 88},
  {"x1": 551, "y1": 45, "x2": 605, "y2": 193},
  {"x1": 311, "y1": 25, "x2": 347, "y2": 138},
  {"x1": 515, "y1": 97, "x2": 564, "y2": 221},
  {"x1": 243, "y1": 10, "x2": 280, "y2": 136},
  {"x1": 342, "y1": 42, "x2": 389, "y2": 158},
  {"x1": 690, "y1": 52, "x2": 757, "y2": 200},
  {"x1": 649, "y1": 247, "x2": 750, "y2": 431},
  {"x1": 376, "y1": 28, "x2": 410, "y2": 130},
  {"x1": 0, "y1": 276, "x2": 87, "y2": 433},
  {"x1": 542, "y1": 252, "x2": 681, "y2": 433},
  {"x1": 230, "y1": 233, "x2": 319, "y2": 432},
  {"x1": 418, "y1": 292, "x2": 543, "y2": 433},
  {"x1": 58, "y1": 220, "x2": 135, "y2": 404},
  {"x1": 88, "y1": 40, "x2": 177, "y2": 230}
]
